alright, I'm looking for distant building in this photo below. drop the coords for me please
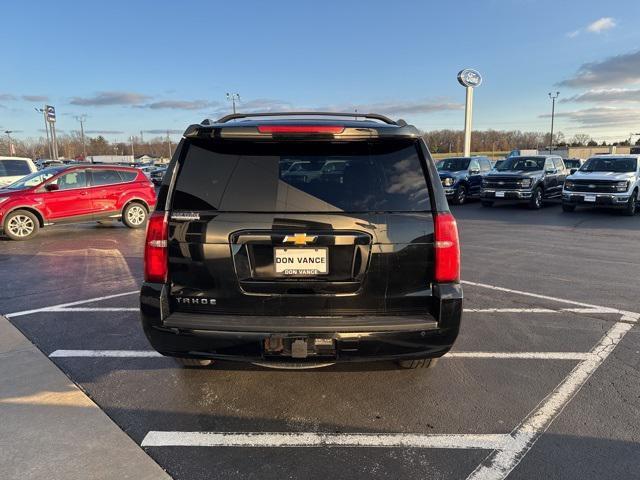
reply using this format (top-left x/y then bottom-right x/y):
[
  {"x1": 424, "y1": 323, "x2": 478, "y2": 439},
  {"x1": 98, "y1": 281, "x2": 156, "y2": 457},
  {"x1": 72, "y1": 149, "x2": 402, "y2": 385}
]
[
  {"x1": 87, "y1": 155, "x2": 135, "y2": 164},
  {"x1": 135, "y1": 154, "x2": 158, "y2": 164}
]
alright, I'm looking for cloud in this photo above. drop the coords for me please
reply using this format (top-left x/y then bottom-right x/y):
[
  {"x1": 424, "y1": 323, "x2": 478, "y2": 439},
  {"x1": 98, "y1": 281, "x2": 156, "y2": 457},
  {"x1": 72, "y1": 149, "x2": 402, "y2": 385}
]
[
  {"x1": 348, "y1": 100, "x2": 464, "y2": 116},
  {"x1": 204, "y1": 98, "x2": 463, "y2": 123},
  {"x1": 85, "y1": 130, "x2": 125, "y2": 134},
  {"x1": 140, "y1": 129, "x2": 183, "y2": 134},
  {"x1": 0, "y1": 94, "x2": 16, "y2": 101},
  {"x1": 561, "y1": 88, "x2": 640, "y2": 103},
  {"x1": 558, "y1": 50, "x2": 640, "y2": 87},
  {"x1": 587, "y1": 17, "x2": 616, "y2": 33},
  {"x1": 22, "y1": 95, "x2": 49, "y2": 102},
  {"x1": 539, "y1": 106, "x2": 640, "y2": 127},
  {"x1": 70, "y1": 91, "x2": 151, "y2": 106},
  {"x1": 138, "y1": 100, "x2": 220, "y2": 110},
  {"x1": 566, "y1": 17, "x2": 617, "y2": 38}
]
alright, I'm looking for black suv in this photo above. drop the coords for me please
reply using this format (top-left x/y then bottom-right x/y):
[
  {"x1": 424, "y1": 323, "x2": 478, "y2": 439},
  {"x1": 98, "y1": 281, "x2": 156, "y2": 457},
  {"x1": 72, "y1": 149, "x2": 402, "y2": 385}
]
[
  {"x1": 140, "y1": 112, "x2": 462, "y2": 370},
  {"x1": 480, "y1": 155, "x2": 567, "y2": 209}
]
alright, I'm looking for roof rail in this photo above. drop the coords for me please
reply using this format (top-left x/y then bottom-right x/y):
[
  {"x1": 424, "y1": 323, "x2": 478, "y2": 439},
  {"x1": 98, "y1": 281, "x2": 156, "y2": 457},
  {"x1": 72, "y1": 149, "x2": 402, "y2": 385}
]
[{"x1": 214, "y1": 111, "x2": 399, "y2": 125}]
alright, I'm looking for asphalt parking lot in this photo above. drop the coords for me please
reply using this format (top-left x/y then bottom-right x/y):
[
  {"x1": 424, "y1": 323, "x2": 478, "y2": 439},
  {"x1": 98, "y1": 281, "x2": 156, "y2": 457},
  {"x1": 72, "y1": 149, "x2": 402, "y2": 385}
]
[{"x1": 2, "y1": 201, "x2": 639, "y2": 480}]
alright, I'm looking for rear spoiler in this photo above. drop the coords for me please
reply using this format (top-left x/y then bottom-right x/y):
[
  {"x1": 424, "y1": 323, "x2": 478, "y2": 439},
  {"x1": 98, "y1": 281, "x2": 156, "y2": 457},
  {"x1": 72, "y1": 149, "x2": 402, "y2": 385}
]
[{"x1": 183, "y1": 112, "x2": 419, "y2": 141}]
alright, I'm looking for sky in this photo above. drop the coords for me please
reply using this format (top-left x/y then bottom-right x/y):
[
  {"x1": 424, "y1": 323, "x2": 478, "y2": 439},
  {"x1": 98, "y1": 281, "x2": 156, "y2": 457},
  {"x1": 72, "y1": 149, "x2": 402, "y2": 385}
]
[{"x1": 1, "y1": 0, "x2": 640, "y2": 144}]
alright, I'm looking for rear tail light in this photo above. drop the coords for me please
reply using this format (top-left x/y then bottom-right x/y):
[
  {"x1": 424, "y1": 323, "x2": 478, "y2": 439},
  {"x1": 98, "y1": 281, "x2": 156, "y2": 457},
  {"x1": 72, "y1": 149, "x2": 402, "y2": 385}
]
[
  {"x1": 257, "y1": 125, "x2": 345, "y2": 134},
  {"x1": 434, "y1": 212, "x2": 460, "y2": 283},
  {"x1": 144, "y1": 211, "x2": 169, "y2": 283}
]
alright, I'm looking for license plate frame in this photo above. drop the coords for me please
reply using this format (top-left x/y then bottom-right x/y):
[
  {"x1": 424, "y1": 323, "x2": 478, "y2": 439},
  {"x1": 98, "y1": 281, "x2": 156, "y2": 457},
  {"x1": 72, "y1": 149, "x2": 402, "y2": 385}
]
[
  {"x1": 584, "y1": 194, "x2": 596, "y2": 202},
  {"x1": 274, "y1": 247, "x2": 329, "y2": 276},
  {"x1": 496, "y1": 191, "x2": 506, "y2": 198}
]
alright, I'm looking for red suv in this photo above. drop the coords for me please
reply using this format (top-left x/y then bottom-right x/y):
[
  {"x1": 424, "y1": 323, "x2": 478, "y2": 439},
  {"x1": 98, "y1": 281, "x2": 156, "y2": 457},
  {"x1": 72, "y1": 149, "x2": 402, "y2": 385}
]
[{"x1": 0, "y1": 165, "x2": 156, "y2": 240}]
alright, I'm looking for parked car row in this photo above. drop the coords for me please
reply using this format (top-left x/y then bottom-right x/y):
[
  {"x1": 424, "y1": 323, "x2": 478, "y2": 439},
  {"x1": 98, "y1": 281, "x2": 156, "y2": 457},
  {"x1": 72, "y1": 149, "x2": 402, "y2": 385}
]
[{"x1": 437, "y1": 154, "x2": 640, "y2": 215}]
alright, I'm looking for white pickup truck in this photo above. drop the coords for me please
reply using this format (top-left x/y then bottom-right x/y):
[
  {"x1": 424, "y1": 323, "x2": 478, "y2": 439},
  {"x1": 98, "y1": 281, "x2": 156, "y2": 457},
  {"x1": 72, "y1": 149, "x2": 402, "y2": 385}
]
[{"x1": 562, "y1": 154, "x2": 640, "y2": 215}]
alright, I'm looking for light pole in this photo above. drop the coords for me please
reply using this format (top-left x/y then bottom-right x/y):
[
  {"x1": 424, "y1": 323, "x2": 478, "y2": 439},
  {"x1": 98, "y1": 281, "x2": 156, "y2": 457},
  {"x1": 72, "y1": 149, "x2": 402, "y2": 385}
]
[
  {"x1": 35, "y1": 107, "x2": 52, "y2": 158},
  {"x1": 130, "y1": 136, "x2": 135, "y2": 158},
  {"x1": 166, "y1": 131, "x2": 172, "y2": 158},
  {"x1": 548, "y1": 92, "x2": 560, "y2": 154},
  {"x1": 226, "y1": 92, "x2": 240, "y2": 114},
  {"x1": 457, "y1": 69, "x2": 483, "y2": 157},
  {"x1": 4, "y1": 130, "x2": 14, "y2": 156},
  {"x1": 74, "y1": 115, "x2": 88, "y2": 159}
]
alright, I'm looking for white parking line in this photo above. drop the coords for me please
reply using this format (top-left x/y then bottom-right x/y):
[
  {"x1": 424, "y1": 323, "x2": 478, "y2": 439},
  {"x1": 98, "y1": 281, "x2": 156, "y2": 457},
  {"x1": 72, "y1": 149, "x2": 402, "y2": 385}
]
[
  {"x1": 48, "y1": 350, "x2": 590, "y2": 360},
  {"x1": 462, "y1": 280, "x2": 637, "y2": 321},
  {"x1": 466, "y1": 320, "x2": 634, "y2": 480},
  {"x1": 50, "y1": 350, "x2": 162, "y2": 358},
  {"x1": 46, "y1": 308, "x2": 139, "y2": 312},
  {"x1": 9, "y1": 306, "x2": 621, "y2": 316},
  {"x1": 141, "y1": 431, "x2": 511, "y2": 449},
  {"x1": 447, "y1": 352, "x2": 590, "y2": 360},
  {"x1": 5, "y1": 291, "x2": 139, "y2": 318}
]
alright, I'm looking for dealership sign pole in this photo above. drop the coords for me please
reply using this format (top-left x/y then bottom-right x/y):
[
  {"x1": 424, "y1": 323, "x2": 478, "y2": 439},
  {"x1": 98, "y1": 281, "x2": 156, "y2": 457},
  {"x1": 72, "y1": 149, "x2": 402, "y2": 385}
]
[
  {"x1": 457, "y1": 69, "x2": 482, "y2": 157},
  {"x1": 45, "y1": 105, "x2": 58, "y2": 160}
]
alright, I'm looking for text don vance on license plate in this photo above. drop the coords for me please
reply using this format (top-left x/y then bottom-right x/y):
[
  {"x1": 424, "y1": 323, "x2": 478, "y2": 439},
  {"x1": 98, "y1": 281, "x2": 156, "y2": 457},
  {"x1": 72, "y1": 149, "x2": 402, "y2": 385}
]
[{"x1": 274, "y1": 248, "x2": 328, "y2": 275}]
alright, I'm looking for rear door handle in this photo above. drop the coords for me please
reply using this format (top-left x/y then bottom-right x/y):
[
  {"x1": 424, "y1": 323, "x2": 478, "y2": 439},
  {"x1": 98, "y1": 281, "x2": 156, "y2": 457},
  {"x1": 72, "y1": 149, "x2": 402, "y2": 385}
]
[{"x1": 80, "y1": 191, "x2": 88, "y2": 196}]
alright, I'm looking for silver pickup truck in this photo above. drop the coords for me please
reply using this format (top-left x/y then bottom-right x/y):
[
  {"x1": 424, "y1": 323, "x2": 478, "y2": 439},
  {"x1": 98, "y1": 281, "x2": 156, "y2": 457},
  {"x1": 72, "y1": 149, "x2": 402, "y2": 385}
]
[{"x1": 562, "y1": 154, "x2": 640, "y2": 215}]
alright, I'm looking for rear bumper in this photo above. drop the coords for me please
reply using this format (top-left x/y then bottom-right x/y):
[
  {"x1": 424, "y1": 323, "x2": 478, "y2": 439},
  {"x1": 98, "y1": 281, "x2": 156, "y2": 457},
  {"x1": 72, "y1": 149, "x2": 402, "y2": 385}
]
[
  {"x1": 140, "y1": 283, "x2": 462, "y2": 363},
  {"x1": 562, "y1": 192, "x2": 630, "y2": 207}
]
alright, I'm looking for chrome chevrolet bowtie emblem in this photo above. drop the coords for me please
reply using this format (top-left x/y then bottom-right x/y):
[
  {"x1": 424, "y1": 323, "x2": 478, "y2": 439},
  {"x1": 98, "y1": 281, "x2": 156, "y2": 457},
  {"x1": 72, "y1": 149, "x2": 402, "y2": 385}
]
[
  {"x1": 588, "y1": 184, "x2": 596, "y2": 188},
  {"x1": 283, "y1": 233, "x2": 317, "y2": 245},
  {"x1": 498, "y1": 181, "x2": 505, "y2": 185}
]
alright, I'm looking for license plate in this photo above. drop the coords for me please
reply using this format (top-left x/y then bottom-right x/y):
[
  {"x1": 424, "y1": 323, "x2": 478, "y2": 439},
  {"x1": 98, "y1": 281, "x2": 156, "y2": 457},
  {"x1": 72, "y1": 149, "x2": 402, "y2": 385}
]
[
  {"x1": 274, "y1": 248, "x2": 328, "y2": 275},
  {"x1": 584, "y1": 194, "x2": 596, "y2": 202},
  {"x1": 496, "y1": 191, "x2": 505, "y2": 197}
]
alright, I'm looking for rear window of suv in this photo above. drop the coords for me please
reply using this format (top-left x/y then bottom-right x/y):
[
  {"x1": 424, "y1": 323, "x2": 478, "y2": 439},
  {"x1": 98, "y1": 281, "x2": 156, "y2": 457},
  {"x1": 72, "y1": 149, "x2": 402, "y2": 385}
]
[
  {"x1": 0, "y1": 159, "x2": 32, "y2": 176},
  {"x1": 172, "y1": 140, "x2": 430, "y2": 212}
]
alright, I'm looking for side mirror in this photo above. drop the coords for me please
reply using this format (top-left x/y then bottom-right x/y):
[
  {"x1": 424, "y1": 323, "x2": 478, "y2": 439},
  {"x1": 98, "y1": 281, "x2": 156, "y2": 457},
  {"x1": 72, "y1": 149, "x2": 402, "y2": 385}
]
[
  {"x1": 545, "y1": 168, "x2": 557, "y2": 174},
  {"x1": 45, "y1": 183, "x2": 59, "y2": 192},
  {"x1": 570, "y1": 168, "x2": 577, "y2": 175},
  {"x1": 469, "y1": 169, "x2": 480, "y2": 175}
]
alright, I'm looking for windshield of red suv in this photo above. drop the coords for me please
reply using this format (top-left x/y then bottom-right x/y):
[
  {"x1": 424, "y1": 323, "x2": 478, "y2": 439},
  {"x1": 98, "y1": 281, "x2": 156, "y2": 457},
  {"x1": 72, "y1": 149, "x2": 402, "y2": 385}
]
[{"x1": 4, "y1": 167, "x2": 65, "y2": 190}]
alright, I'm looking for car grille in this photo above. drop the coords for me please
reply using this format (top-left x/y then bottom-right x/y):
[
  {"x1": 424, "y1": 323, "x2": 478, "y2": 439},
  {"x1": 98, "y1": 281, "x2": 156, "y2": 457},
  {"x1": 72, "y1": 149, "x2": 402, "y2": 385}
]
[
  {"x1": 568, "y1": 180, "x2": 617, "y2": 193},
  {"x1": 483, "y1": 176, "x2": 522, "y2": 189}
]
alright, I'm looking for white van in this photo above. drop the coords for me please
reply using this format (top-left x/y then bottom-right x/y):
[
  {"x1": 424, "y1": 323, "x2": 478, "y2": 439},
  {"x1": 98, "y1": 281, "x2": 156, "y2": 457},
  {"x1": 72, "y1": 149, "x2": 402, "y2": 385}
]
[{"x1": 0, "y1": 157, "x2": 38, "y2": 187}]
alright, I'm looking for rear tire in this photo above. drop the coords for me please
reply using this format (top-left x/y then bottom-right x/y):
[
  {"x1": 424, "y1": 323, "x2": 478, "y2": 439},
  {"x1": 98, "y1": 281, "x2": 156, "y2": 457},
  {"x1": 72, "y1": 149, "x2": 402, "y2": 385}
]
[
  {"x1": 562, "y1": 204, "x2": 576, "y2": 212},
  {"x1": 623, "y1": 190, "x2": 637, "y2": 216},
  {"x1": 528, "y1": 187, "x2": 543, "y2": 209},
  {"x1": 481, "y1": 200, "x2": 493, "y2": 207},
  {"x1": 3, "y1": 210, "x2": 40, "y2": 241},
  {"x1": 396, "y1": 358, "x2": 439, "y2": 370},
  {"x1": 122, "y1": 202, "x2": 148, "y2": 228},
  {"x1": 173, "y1": 357, "x2": 213, "y2": 367}
]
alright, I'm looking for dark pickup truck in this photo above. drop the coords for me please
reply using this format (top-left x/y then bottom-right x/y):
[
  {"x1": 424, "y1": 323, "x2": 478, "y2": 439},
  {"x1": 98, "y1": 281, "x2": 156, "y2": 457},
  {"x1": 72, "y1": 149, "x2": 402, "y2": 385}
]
[{"x1": 480, "y1": 155, "x2": 567, "y2": 209}]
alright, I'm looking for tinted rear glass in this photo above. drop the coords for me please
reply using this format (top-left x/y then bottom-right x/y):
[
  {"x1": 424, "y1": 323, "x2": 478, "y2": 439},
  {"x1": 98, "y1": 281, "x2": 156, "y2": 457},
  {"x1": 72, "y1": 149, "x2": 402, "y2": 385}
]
[
  {"x1": 91, "y1": 169, "x2": 123, "y2": 185},
  {"x1": 172, "y1": 140, "x2": 430, "y2": 212},
  {"x1": 120, "y1": 170, "x2": 138, "y2": 182}
]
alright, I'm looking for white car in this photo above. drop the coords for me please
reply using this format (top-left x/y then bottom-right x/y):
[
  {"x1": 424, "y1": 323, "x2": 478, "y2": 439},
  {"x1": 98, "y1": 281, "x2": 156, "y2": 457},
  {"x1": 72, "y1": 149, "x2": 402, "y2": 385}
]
[
  {"x1": 562, "y1": 154, "x2": 640, "y2": 215},
  {"x1": 0, "y1": 157, "x2": 38, "y2": 188}
]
